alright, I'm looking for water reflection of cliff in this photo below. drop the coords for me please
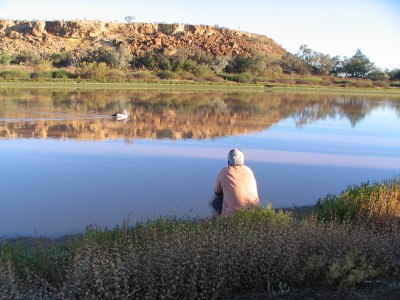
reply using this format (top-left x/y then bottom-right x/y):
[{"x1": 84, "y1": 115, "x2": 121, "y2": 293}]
[{"x1": 0, "y1": 88, "x2": 399, "y2": 140}]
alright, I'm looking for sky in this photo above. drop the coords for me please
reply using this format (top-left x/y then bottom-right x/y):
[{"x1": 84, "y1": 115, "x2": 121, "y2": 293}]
[{"x1": 1, "y1": 0, "x2": 399, "y2": 70}]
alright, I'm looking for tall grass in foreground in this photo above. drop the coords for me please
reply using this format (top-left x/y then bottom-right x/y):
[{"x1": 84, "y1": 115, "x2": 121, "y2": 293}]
[
  {"x1": 315, "y1": 178, "x2": 400, "y2": 228},
  {"x1": 1, "y1": 179, "x2": 400, "y2": 299}
]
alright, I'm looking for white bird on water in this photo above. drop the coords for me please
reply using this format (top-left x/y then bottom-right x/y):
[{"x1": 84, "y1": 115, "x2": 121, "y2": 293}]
[{"x1": 112, "y1": 109, "x2": 129, "y2": 120}]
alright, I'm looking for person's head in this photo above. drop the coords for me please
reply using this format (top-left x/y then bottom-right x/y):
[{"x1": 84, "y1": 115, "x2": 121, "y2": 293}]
[{"x1": 228, "y1": 148, "x2": 244, "y2": 166}]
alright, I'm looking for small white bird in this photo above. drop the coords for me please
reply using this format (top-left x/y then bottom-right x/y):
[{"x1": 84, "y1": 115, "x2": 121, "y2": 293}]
[{"x1": 112, "y1": 109, "x2": 128, "y2": 120}]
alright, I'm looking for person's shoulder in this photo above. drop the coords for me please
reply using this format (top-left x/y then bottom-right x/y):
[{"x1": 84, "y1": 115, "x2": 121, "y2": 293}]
[
  {"x1": 242, "y1": 165, "x2": 255, "y2": 173},
  {"x1": 217, "y1": 166, "x2": 229, "y2": 175},
  {"x1": 220, "y1": 166, "x2": 229, "y2": 173}
]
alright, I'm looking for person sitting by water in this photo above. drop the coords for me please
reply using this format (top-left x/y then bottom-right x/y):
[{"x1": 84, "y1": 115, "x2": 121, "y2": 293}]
[{"x1": 210, "y1": 148, "x2": 260, "y2": 216}]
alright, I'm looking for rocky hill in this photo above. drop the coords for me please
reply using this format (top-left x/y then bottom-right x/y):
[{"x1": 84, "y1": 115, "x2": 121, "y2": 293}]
[{"x1": 0, "y1": 20, "x2": 287, "y2": 62}]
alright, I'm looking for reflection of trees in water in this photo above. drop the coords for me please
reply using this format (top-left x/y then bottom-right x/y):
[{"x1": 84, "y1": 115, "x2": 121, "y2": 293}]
[
  {"x1": 0, "y1": 88, "x2": 398, "y2": 140},
  {"x1": 282, "y1": 95, "x2": 394, "y2": 128}
]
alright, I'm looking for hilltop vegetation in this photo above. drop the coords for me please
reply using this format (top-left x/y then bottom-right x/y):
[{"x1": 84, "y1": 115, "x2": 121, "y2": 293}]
[{"x1": 0, "y1": 20, "x2": 399, "y2": 88}]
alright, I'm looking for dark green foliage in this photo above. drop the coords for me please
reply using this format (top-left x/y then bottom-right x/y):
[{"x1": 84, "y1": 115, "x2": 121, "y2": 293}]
[
  {"x1": 388, "y1": 68, "x2": 400, "y2": 80},
  {"x1": 51, "y1": 52, "x2": 75, "y2": 67},
  {"x1": 390, "y1": 81, "x2": 400, "y2": 87},
  {"x1": 279, "y1": 52, "x2": 308, "y2": 74},
  {"x1": 133, "y1": 50, "x2": 172, "y2": 70},
  {"x1": 368, "y1": 70, "x2": 388, "y2": 81},
  {"x1": 341, "y1": 49, "x2": 374, "y2": 78},
  {"x1": 52, "y1": 70, "x2": 76, "y2": 79}
]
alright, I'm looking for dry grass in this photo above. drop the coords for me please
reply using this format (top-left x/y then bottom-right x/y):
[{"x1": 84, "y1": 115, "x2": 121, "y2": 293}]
[{"x1": 1, "y1": 180, "x2": 400, "y2": 299}]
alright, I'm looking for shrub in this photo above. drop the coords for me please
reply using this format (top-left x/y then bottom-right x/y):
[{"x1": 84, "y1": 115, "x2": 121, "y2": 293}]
[
  {"x1": 0, "y1": 52, "x2": 13, "y2": 65},
  {"x1": 352, "y1": 79, "x2": 372, "y2": 88},
  {"x1": 127, "y1": 71, "x2": 157, "y2": 81},
  {"x1": 232, "y1": 204, "x2": 291, "y2": 226},
  {"x1": 333, "y1": 79, "x2": 352, "y2": 86},
  {"x1": 228, "y1": 72, "x2": 253, "y2": 83},
  {"x1": 0, "y1": 70, "x2": 31, "y2": 81},
  {"x1": 76, "y1": 62, "x2": 109, "y2": 81},
  {"x1": 157, "y1": 70, "x2": 178, "y2": 79},
  {"x1": 295, "y1": 77, "x2": 324, "y2": 85},
  {"x1": 372, "y1": 80, "x2": 390, "y2": 88},
  {"x1": 192, "y1": 64, "x2": 214, "y2": 79},
  {"x1": 52, "y1": 70, "x2": 76, "y2": 79},
  {"x1": 12, "y1": 50, "x2": 41, "y2": 66},
  {"x1": 314, "y1": 178, "x2": 400, "y2": 227},
  {"x1": 31, "y1": 71, "x2": 53, "y2": 81},
  {"x1": 209, "y1": 56, "x2": 231, "y2": 74},
  {"x1": 390, "y1": 81, "x2": 400, "y2": 88},
  {"x1": 158, "y1": 23, "x2": 178, "y2": 35},
  {"x1": 178, "y1": 71, "x2": 197, "y2": 81},
  {"x1": 1, "y1": 201, "x2": 400, "y2": 298},
  {"x1": 104, "y1": 69, "x2": 127, "y2": 81}
]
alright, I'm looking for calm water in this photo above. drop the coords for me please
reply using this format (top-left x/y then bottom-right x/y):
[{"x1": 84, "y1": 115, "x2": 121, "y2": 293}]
[{"x1": 1, "y1": 88, "x2": 399, "y2": 237}]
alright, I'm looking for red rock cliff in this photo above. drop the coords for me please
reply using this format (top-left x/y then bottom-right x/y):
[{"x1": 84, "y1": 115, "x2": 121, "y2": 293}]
[{"x1": 0, "y1": 20, "x2": 287, "y2": 60}]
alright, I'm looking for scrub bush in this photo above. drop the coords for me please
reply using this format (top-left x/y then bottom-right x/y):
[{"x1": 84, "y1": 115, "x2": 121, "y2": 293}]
[
  {"x1": 1, "y1": 182, "x2": 399, "y2": 298},
  {"x1": 31, "y1": 71, "x2": 53, "y2": 81},
  {"x1": 314, "y1": 178, "x2": 400, "y2": 228},
  {"x1": 0, "y1": 70, "x2": 31, "y2": 81},
  {"x1": 52, "y1": 70, "x2": 76, "y2": 79},
  {"x1": 157, "y1": 70, "x2": 178, "y2": 79}
]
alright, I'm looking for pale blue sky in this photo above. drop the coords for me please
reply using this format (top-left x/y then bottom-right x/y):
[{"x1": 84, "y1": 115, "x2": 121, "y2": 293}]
[{"x1": 1, "y1": 0, "x2": 399, "y2": 70}]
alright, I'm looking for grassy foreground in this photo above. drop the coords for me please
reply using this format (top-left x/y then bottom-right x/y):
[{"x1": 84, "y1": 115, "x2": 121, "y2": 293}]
[{"x1": 1, "y1": 178, "x2": 399, "y2": 299}]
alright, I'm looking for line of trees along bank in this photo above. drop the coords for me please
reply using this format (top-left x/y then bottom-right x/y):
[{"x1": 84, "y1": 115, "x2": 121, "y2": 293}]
[{"x1": 0, "y1": 44, "x2": 399, "y2": 85}]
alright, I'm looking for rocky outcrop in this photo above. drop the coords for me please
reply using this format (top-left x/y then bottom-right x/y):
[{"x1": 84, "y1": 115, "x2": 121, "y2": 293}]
[{"x1": 0, "y1": 19, "x2": 287, "y2": 61}]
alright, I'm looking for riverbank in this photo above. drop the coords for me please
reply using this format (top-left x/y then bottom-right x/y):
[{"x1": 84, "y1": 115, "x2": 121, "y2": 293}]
[
  {"x1": 1, "y1": 179, "x2": 399, "y2": 299},
  {"x1": 1, "y1": 80, "x2": 400, "y2": 97}
]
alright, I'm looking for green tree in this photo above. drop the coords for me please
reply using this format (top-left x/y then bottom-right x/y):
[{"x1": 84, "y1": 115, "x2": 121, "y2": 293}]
[
  {"x1": 232, "y1": 53, "x2": 278, "y2": 76},
  {"x1": 133, "y1": 50, "x2": 171, "y2": 70},
  {"x1": 209, "y1": 56, "x2": 231, "y2": 74},
  {"x1": 342, "y1": 49, "x2": 374, "y2": 77},
  {"x1": 280, "y1": 52, "x2": 308, "y2": 74},
  {"x1": 12, "y1": 50, "x2": 42, "y2": 66},
  {"x1": 388, "y1": 68, "x2": 400, "y2": 80},
  {"x1": 368, "y1": 69, "x2": 388, "y2": 81},
  {"x1": 296, "y1": 45, "x2": 334, "y2": 75},
  {"x1": 106, "y1": 45, "x2": 133, "y2": 69},
  {"x1": 171, "y1": 48, "x2": 191, "y2": 72},
  {"x1": 330, "y1": 55, "x2": 344, "y2": 76},
  {"x1": 51, "y1": 52, "x2": 74, "y2": 67}
]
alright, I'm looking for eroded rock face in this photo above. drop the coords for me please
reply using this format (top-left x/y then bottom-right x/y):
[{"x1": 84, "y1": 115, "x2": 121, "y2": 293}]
[{"x1": 0, "y1": 19, "x2": 287, "y2": 60}]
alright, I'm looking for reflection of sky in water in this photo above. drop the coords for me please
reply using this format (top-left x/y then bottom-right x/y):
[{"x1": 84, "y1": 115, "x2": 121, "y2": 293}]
[{"x1": 1, "y1": 105, "x2": 399, "y2": 237}]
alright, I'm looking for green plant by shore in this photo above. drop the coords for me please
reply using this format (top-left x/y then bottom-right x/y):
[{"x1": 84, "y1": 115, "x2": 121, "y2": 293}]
[
  {"x1": 1, "y1": 44, "x2": 400, "y2": 91},
  {"x1": 1, "y1": 67, "x2": 400, "y2": 90},
  {"x1": 1, "y1": 178, "x2": 399, "y2": 299}
]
